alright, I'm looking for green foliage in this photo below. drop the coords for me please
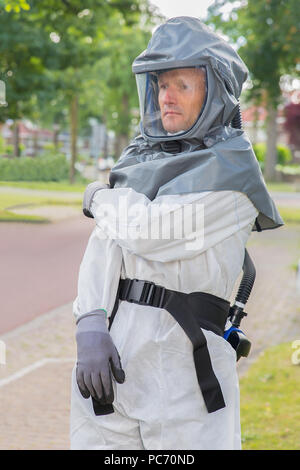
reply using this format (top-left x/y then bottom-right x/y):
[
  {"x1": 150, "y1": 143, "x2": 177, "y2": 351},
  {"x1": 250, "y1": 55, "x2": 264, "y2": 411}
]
[
  {"x1": 0, "y1": 0, "x2": 155, "y2": 123},
  {"x1": 0, "y1": 153, "x2": 69, "y2": 181},
  {"x1": 0, "y1": 0, "x2": 159, "y2": 178},
  {"x1": 78, "y1": 8, "x2": 160, "y2": 141},
  {"x1": 206, "y1": 0, "x2": 300, "y2": 106},
  {"x1": 253, "y1": 142, "x2": 292, "y2": 169},
  {"x1": 0, "y1": 134, "x2": 5, "y2": 154},
  {"x1": 97, "y1": 22, "x2": 152, "y2": 138},
  {"x1": 0, "y1": 0, "x2": 30, "y2": 12},
  {"x1": 252, "y1": 142, "x2": 266, "y2": 164},
  {"x1": 277, "y1": 144, "x2": 293, "y2": 165}
]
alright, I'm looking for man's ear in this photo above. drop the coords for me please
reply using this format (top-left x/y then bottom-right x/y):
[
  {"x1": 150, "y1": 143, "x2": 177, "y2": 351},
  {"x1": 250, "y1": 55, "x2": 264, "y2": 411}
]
[{"x1": 83, "y1": 181, "x2": 110, "y2": 218}]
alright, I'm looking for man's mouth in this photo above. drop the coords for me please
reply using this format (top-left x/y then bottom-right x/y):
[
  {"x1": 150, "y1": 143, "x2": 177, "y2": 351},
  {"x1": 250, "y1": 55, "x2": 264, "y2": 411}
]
[{"x1": 164, "y1": 111, "x2": 181, "y2": 117}]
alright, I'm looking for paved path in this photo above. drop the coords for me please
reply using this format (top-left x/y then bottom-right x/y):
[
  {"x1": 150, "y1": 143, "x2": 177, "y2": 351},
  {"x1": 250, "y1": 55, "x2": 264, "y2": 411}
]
[
  {"x1": 0, "y1": 303, "x2": 76, "y2": 450},
  {"x1": 0, "y1": 191, "x2": 299, "y2": 450},
  {"x1": 0, "y1": 215, "x2": 94, "y2": 334},
  {"x1": 237, "y1": 224, "x2": 300, "y2": 375}
]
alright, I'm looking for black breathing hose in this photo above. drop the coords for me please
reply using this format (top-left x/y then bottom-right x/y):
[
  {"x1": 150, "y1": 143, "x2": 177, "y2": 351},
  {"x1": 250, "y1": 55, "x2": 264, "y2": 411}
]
[
  {"x1": 230, "y1": 249, "x2": 256, "y2": 328},
  {"x1": 236, "y1": 249, "x2": 256, "y2": 305},
  {"x1": 231, "y1": 102, "x2": 243, "y2": 130}
]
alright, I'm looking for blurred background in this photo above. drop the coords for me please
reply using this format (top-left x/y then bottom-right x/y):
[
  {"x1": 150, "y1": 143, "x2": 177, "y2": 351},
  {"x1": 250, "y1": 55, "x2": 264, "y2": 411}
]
[{"x1": 0, "y1": 0, "x2": 299, "y2": 451}]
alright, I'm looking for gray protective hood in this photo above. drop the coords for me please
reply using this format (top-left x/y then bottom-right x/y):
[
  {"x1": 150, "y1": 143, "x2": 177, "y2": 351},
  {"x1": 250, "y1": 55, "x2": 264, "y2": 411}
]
[
  {"x1": 132, "y1": 16, "x2": 248, "y2": 143},
  {"x1": 109, "y1": 17, "x2": 283, "y2": 232}
]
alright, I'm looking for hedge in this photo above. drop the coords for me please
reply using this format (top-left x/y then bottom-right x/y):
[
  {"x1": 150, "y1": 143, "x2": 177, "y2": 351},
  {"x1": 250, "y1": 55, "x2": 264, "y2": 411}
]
[
  {"x1": 0, "y1": 153, "x2": 69, "y2": 181},
  {"x1": 253, "y1": 143, "x2": 292, "y2": 170}
]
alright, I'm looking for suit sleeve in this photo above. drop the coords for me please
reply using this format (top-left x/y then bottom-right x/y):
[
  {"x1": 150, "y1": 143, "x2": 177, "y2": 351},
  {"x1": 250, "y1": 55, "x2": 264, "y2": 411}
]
[
  {"x1": 90, "y1": 188, "x2": 258, "y2": 262},
  {"x1": 73, "y1": 226, "x2": 123, "y2": 322}
]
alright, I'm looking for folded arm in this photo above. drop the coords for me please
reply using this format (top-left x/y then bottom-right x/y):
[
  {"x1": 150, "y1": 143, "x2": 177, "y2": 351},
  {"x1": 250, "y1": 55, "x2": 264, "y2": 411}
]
[{"x1": 90, "y1": 188, "x2": 258, "y2": 262}]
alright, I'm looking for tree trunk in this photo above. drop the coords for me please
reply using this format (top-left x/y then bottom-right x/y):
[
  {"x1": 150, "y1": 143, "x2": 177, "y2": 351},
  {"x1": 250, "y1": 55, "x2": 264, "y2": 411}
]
[
  {"x1": 12, "y1": 120, "x2": 20, "y2": 157},
  {"x1": 264, "y1": 101, "x2": 278, "y2": 182},
  {"x1": 33, "y1": 129, "x2": 38, "y2": 157},
  {"x1": 114, "y1": 133, "x2": 128, "y2": 160},
  {"x1": 53, "y1": 125, "x2": 59, "y2": 152},
  {"x1": 114, "y1": 93, "x2": 130, "y2": 159},
  {"x1": 69, "y1": 95, "x2": 78, "y2": 184}
]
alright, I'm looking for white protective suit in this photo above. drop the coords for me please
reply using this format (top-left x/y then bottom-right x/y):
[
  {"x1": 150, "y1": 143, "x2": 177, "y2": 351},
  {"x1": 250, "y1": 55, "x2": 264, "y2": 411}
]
[
  {"x1": 70, "y1": 15, "x2": 282, "y2": 451},
  {"x1": 70, "y1": 188, "x2": 258, "y2": 450}
]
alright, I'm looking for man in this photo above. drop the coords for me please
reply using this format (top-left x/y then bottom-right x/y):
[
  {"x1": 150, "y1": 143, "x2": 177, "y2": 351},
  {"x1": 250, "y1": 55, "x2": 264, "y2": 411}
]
[
  {"x1": 70, "y1": 17, "x2": 283, "y2": 450},
  {"x1": 157, "y1": 67, "x2": 206, "y2": 134}
]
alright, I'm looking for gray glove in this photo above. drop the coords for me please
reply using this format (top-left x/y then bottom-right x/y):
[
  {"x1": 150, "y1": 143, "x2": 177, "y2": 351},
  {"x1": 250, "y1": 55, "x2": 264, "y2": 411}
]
[
  {"x1": 75, "y1": 311, "x2": 125, "y2": 404},
  {"x1": 82, "y1": 181, "x2": 110, "y2": 218}
]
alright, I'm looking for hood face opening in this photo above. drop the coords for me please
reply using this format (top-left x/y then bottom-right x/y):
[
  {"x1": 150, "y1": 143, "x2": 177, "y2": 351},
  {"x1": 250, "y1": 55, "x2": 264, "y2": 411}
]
[{"x1": 136, "y1": 66, "x2": 208, "y2": 140}]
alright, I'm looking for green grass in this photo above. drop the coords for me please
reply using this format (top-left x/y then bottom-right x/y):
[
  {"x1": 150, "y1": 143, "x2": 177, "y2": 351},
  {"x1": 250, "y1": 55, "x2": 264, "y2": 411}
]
[
  {"x1": 0, "y1": 180, "x2": 298, "y2": 195},
  {"x1": 0, "y1": 211, "x2": 50, "y2": 223},
  {"x1": 0, "y1": 179, "x2": 89, "y2": 192},
  {"x1": 277, "y1": 206, "x2": 300, "y2": 225},
  {"x1": 0, "y1": 191, "x2": 82, "y2": 222},
  {"x1": 240, "y1": 342, "x2": 300, "y2": 450},
  {"x1": 266, "y1": 182, "x2": 300, "y2": 193}
]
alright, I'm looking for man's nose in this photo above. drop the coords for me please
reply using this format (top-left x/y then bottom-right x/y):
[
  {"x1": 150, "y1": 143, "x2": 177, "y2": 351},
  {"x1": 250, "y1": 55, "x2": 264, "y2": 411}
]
[{"x1": 162, "y1": 87, "x2": 177, "y2": 105}]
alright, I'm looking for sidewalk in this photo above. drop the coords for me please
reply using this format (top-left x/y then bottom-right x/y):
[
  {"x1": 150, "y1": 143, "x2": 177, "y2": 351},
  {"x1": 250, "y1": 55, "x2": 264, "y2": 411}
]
[
  {"x1": 0, "y1": 303, "x2": 76, "y2": 450},
  {"x1": 0, "y1": 224, "x2": 299, "y2": 450}
]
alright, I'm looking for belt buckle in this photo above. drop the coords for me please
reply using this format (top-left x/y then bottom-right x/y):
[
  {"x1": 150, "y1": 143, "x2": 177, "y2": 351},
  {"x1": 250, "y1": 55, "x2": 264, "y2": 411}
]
[
  {"x1": 146, "y1": 284, "x2": 166, "y2": 308},
  {"x1": 141, "y1": 281, "x2": 155, "y2": 305},
  {"x1": 142, "y1": 282, "x2": 166, "y2": 307},
  {"x1": 127, "y1": 279, "x2": 145, "y2": 303},
  {"x1": 156, "y1": 286, "x2": 166, "y2": 308},
  {"x1": 123, "y1": 278, "x2": 166, "y2": 308}
]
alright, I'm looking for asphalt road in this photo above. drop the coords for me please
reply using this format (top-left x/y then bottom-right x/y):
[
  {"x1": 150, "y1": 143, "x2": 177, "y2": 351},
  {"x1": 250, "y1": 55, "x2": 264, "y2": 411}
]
[{"x1": 0, "y1": 215, "x2": 94, "y2": 335}]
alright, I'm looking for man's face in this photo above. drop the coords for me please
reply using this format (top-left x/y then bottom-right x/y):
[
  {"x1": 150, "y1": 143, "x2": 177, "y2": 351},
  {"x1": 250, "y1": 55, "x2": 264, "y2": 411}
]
[{"x1": 158, "y1": 68, "x2": 206, "y2": 134}]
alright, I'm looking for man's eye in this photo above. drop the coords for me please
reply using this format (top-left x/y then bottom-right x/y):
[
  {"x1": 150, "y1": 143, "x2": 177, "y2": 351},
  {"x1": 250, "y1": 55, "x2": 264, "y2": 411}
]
[{"x1": 159, "y1": 83, "x2": 167, "y2": 90}]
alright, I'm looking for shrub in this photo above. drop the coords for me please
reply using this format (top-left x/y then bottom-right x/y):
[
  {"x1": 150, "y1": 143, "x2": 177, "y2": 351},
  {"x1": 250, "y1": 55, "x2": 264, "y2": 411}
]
[
  {"x1": 0, "y1": 153, "x2": 69, "y2": 181},
  {"x1": 252, "y1": 143, "x2": 266, "y2": 168},
  {"x1": 0, "y1": 134, "x2": 5, "y2": 154},
  {"x1": 252, "y1": 143, "x2": 292, "y2": 171}
]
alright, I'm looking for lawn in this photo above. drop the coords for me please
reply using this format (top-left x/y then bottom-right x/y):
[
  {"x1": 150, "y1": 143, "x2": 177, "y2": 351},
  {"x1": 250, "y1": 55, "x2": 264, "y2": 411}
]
[
  {"x1": 240, "y1": 341, "x2": 300, "y2": 450},
  {"x1": 277, "y1": 206, "x2": 300, "y2": 225},
  {"x1": 0, "y1": 179, "x2": 88, "y2": 193},
  {"x1": 0, "y1": 191, "x2": 82, "y2": 222},
  {"x1": 266, "y1": 182, "x2": 300, "y2": 193}
]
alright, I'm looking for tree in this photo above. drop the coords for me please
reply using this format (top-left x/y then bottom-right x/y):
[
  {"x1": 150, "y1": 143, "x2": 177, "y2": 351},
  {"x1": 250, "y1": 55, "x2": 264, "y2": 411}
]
[
  {"x1": 0, "y1": 7, "x2": 59, "y2": 155},
  {"x1": 95, "y1": 15, "x2": 158, "y2": 158},
  {"x1": 0, "y1": 0, "x2": 155, "y2": 181},
  {"x1": 206, "y1": 0, "x2": 300, "y2": 181}
]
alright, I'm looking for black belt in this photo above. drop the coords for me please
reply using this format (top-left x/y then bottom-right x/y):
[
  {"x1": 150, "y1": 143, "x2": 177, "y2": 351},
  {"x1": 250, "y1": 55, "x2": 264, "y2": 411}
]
[{"x1": 92, "y1": 278, "x2": 230, "y2": 417}]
